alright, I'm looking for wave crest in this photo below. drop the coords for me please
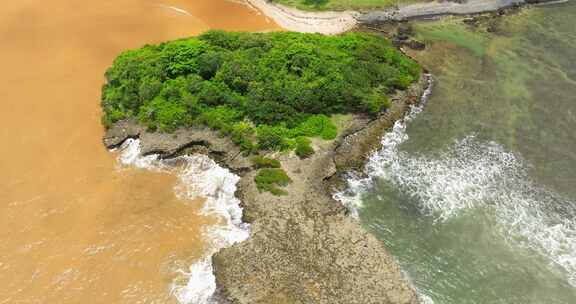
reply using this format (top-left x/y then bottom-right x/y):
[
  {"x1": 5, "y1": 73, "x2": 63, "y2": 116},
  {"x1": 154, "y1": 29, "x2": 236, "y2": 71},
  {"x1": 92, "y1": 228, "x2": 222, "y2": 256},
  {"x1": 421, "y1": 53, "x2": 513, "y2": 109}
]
[
  {"x1": 117, "y1": 139, "x2": 249, "y2": 304},
  {"x1": 335, "y1": 85, "x2": 576, "y2": 287}
]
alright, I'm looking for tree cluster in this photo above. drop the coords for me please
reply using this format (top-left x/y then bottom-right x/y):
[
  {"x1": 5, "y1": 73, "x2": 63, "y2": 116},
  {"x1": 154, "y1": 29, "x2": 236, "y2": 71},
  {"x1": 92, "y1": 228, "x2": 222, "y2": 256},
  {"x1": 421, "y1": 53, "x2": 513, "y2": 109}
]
[{"x1": 101, "y1": 30, "x2": 421, "y2": 153}]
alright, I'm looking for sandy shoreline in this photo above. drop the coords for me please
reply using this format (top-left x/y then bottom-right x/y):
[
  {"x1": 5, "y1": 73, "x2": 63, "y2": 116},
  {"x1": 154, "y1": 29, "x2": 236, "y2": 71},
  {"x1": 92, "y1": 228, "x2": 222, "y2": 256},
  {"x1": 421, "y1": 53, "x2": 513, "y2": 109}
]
[
  {"x1": 244, "y1": 0, "x2": 567, "y2": 34},
  {"x1": 243, "y1": 0, "x2": 358, "y2": 34}
]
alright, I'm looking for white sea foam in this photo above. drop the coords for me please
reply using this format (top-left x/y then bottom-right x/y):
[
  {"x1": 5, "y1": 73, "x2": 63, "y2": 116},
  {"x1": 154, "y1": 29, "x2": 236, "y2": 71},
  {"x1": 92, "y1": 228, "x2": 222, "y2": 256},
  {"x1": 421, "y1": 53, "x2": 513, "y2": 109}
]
[
  {"x1": 334, "y1": 74, "x2": 433, "y2": 217},
  {"x1": 419, "y1": 294, "x2": 436, "y2": 304},
  {"x1": 118, "y1": 138, "x2": 162, "y2": 170},
  {"x1": 117, "y1": 139, "x2": 249, "y2": 304},
  {"x1": 335, "y1": 82, "x2": 576, "y2": 286},
  {"x1": 157, "y1": 4, "x2": 193, "y2": 16}
]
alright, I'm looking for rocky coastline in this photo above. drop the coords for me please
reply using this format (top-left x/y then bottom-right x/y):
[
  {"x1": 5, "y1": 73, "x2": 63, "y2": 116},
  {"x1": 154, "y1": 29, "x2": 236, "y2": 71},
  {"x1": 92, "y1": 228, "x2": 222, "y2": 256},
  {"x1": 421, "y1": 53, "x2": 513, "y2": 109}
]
[
  {"x1": 102, "y1": 0, "x2": 536, "y2": 300},
  {"x1": 103, "y1": 73, "x2": 432, "y2": 303},
  {"x1": 244, "y1": 0, "x2": 567, "y2": 34}
]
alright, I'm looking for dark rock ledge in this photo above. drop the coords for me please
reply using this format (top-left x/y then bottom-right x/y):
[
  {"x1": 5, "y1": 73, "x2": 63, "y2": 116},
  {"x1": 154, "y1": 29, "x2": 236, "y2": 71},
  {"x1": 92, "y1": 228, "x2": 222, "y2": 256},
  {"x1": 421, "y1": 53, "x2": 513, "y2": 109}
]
[{"x1": 103, "y1": 74, "x2": 431, "y2": 304}]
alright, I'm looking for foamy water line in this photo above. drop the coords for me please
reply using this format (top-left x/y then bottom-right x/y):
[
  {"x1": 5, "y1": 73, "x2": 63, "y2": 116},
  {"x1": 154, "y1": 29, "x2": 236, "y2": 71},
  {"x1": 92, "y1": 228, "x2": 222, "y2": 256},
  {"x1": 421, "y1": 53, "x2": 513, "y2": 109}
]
[
  {"x1": 117, "y1": 138, "x2": 249, "y2": 304},
  {"x1": 335, "y1": 74, "x2": 436, "y2": 303},
  {"x1": 156, "y1": 4, "x2": 194, "y2": 16},
  {"x1": 334, "y1": 73, "x2": 433, "y2": 216},
  {"x1": 335, "y1": 76, "x2": 576, "y2": 288}
]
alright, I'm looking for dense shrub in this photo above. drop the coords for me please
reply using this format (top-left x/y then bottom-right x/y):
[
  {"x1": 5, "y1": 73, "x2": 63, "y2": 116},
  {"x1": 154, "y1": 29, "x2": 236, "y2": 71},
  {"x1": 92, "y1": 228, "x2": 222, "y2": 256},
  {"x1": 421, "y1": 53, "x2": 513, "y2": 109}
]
[
  {"x1": 101, "y1": 30, "x2": 421, "y2": 154},
  {"x1": 252, "y1": 156, "x2": 281, "y2": 169},
  {"x1": 256, "y1": 125, "x2": 291, "y2": 151},
  {"x1": 255, "y1": 168, "x2": 292, "y2": 196},
  {"x1": 290, "y1": 115, "x2": 337, "y2": 140},
  {"x1": 231, "y1": 121, "x2": 257, "y2": 153},
  {"x1": 295, "y1": 137, "x2": 314, "y2": 159}
]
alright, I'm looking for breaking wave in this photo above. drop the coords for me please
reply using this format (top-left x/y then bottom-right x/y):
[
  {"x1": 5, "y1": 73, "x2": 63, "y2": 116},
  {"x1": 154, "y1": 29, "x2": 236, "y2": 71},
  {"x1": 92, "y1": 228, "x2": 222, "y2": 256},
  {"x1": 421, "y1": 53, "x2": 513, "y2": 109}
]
[
  {"x1": 117, "y1": 138, "x2": 249, "y2": 304},
  {"x1": 335, "y1": 96, "x2": 576, "y2": 287}
]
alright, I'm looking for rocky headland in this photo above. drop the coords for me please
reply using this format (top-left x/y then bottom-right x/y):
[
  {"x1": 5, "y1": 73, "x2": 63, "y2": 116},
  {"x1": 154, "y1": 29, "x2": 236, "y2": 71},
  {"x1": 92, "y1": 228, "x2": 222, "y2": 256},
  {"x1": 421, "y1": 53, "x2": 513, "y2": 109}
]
[
  {"x1": 101, "y1": 0, "x2": 553, "y2": 300},
  {"x1": 104, "y1": 72, "x2": 431, "y2": 303}
]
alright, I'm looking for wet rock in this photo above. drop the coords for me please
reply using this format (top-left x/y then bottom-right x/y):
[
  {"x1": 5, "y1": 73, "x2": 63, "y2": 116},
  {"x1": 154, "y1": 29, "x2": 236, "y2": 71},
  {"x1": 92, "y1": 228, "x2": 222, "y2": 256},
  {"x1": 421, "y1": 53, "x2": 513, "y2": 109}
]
[
  {"x1": 103, "y1": 123, "x2": 251, "y2": 173},
  {"x1": 396, "y1": 33, "x2": 410, "y2": 41},
  {"x1": 486, "y1": 24, "x2": 499, "y2": 33},
  {"x1": 102, "y1": 120, "x2": 142, "y2": 149},
  {"x1": 463, "y1": 17, "x2": 479, "y2": 27},
  {"x1": 406, "y1": 40, "x2": 426, "y2": 50},
  {"x1": 397, "y1": 23, "x2": 414, "y2": 36}
]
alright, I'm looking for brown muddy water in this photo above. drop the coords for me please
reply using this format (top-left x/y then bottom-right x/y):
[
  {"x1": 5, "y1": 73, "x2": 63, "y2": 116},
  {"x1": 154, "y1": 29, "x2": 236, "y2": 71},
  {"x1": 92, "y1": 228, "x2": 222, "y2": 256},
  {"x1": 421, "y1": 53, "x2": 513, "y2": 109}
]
[{"x1": 0, "y1": 1, "x2": 276, "y2": 303}]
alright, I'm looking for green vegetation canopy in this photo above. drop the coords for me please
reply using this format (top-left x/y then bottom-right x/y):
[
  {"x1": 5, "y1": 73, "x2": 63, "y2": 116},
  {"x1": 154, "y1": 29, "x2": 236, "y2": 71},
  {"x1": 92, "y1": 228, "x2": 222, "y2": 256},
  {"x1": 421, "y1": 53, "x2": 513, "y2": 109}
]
[{"x1": 101, "y1": 30, "x2": 420, "y2": 152}]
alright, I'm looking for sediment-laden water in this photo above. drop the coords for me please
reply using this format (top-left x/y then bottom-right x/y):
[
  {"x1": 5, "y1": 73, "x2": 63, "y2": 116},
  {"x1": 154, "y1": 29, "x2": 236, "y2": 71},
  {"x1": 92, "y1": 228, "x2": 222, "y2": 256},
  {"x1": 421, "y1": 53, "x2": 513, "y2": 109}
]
[
  {"x1": 3, "y1": 0, "x2": 576, "y2": 303},
  {"x1": 338, "y1": 3, "x2": 576, "y2": 303},
  {"x1": 117, "y1": 139, "x2": 249, "y2": 303},
  {"x1": 0, "y1": 1, "x2": 276, "y2": 303}
]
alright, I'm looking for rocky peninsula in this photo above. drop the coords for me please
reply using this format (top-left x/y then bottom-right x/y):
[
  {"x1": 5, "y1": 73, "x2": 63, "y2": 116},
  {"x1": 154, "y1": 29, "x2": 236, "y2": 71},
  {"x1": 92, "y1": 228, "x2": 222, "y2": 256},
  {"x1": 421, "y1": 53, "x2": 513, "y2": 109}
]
[
  {"x1": 99, "y1": 1, "x2": 561, "y2": 299},
  {"x1": 104, "y1": 73, "x2": 431, "y2": 303},
  {"x1": 100, "y1": 30, "x2": 429, "y2": 303}
]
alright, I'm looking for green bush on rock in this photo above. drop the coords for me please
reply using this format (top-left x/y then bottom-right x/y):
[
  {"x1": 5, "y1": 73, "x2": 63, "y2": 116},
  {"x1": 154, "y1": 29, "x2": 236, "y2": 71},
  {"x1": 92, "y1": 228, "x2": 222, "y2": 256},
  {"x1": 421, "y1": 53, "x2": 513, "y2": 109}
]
[
  {"x1": 252, "y1": 156, "x2": 282, "y2": 169},
  {"x1": 295, "y1": 137, "x2": 314, "y2": 159},
  {"x1": 255, "y1": 168, "x2": 292, "y2": 196},
  {"x1": 101, "y1": 30, "x2": 421, "y2": 155}
]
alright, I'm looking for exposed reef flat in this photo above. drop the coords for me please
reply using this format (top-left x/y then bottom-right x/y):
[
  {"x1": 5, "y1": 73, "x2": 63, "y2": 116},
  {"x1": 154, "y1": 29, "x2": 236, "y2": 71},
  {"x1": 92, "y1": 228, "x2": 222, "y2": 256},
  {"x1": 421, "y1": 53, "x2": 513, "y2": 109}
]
[
  {"x1": 244, "y1": 0, "x2": 566, "y2": 34},
  {"x1": 104, "y1": 74, "x2": 431, "y2": 304}
]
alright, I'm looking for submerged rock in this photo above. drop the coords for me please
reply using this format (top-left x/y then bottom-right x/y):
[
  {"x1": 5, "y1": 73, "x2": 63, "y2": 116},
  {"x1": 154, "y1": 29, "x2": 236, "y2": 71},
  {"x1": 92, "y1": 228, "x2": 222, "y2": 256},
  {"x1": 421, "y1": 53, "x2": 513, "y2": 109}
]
[{"x1": 406, "y1": 40, "x2": 427, "y2": 50}]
